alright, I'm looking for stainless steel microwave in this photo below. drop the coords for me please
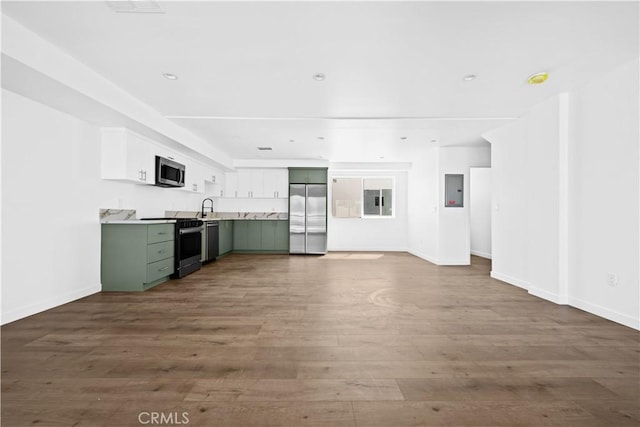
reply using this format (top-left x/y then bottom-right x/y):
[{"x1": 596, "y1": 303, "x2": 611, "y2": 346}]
[{"x1": 155, "y1": 156, "x2": 185, "y2": 187}]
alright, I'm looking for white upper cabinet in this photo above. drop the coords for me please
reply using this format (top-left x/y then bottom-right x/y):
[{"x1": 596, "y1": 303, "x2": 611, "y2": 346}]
[
  {"x1": 231, "y1": 168, "x2": 289, "y2": 198},
  {"x1": 237, "y1": 169, "x2": 253, "y2": 198},
  {"x1": 263, "y1": 169, "x2": 289, "y2": 198},
  {"x1": 224, "y1": 172, "x2": 239, "y2": 197},
  {"x1": 208, "y1": 172, "x2": 225, "y2": 197},
  {"x1": 101, "y1": 128, "x2": 213, "y2": 194},
  {"x1": 101, "y1": 128, "x2": 155, "y2": 184},
  {"x1": 180, "y1": 160, "x2": 205, "y2": 194}
]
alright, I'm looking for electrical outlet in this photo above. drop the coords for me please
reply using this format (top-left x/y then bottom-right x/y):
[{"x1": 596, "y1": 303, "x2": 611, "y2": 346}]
[{"x1": 606, "y1": 272, "x2": 618, "y2": 287}]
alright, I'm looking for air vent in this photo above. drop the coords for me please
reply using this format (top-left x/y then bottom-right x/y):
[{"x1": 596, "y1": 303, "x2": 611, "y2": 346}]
[
  {"x1": 106, "y1": 1, "x2": 164, "y2": 14},
  {"x1": 257, "y1": 147, "x2": 273, "y2": 151}
]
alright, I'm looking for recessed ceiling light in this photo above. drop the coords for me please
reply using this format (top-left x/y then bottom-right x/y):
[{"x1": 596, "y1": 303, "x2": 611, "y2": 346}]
[
  {"x1": 430, "y1": 139, "x2": 438, "y2": 143},
  {"x1": 313, "y1": 73, "x2": 326, "y2": 81},
  {"x1": 162, "y1": 73, "x2": 178, "y2": 80},
  {"x1": 400, "y1": 136, "x2": 408, "y2": 140},
  {"x1": 463, "y1": 74, "x2": 477, "y2": 81},
  {"x1": 527, "y1": 72, "x2": 549, "y2": 85},
  {"x1": 257, "y1": 147, "x2": 272, "y2": 151},
  {"x1": 289, "y1": 139, "x2": 295, "y2": 143},
  {"x1": 317, "y1": 136, "x2": 325, "y2": 140},
  {"x1": 379, "y1": 156, "x2": 385, "y2": 159}
]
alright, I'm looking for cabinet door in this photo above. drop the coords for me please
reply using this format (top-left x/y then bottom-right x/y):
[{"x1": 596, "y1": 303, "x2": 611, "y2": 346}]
[
  {"x1": 237, "y1": 170, "x2": 252, "y2": 198},
  {"x1": 126, "y1": 136, "x2": 155, "y2": 184},
  {"x1": 307, "y1": 169, "x2": 327, "y2": 184},
  {"x1": 247, "y1": 221, "x2": 262, "y2": 249},
  {"x1": 261, "y1": 221, "x2": 276, "y2": 250},
  {"x1": 274, "y1": 169, "x2": 289, "y2": 198},
  {"x1": 219, "y1": 221, "x2": 233, "y2": 254},
  {"x1": 289, "y1": 169, "x2": 308, "y2": 184},
  {"x1": 263, "y1": 169, "x2": 288, "y2": 198},
  {"x1": 225, "y1": 172, "x2": 239, "y2": 198},
  {"x1": 274, "y1": 221, "x2": 289, "y2": 250},
  {"x1": 102, "y1": 129, "x2": 153, "y2": 184},
  {"x1": 250, "y1": 170, "x2": 265, "y2": 198},
  {"x1": 262, "y1": 170, "x2": 278, "y2": 198},
  {"x1": 233, "y1": 220, "x2": 248, "y2": 250},
  {"x1": 211, "y1": 173, "x2": 225, "y2": 197},
  {"x1": 181, "y1": 161, "x2": 205, "y2": 193}
]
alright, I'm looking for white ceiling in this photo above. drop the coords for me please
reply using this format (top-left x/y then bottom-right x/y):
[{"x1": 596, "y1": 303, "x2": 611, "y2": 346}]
[{"x1": 2, "y1": 1, "x2": 638, "y2": 163}]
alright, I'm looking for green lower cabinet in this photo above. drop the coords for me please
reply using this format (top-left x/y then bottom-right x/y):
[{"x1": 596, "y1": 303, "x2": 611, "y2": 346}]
[
  {"x1": 232, "y1": 220, "x2": 289, "y2": 253},
  {"x1": 261, "y1": 221, "x2": 277, "y2": 250},
  {"x1": 233, "y1": 220, "x2": 249, "y2": 250},
  {"x1": 274, "y1": 220, "x2": 289, "y2": 250},
  {"x1": 218, "y1": 220, "x2": 234, "y2": 256},
  {"x1": 101, "y1": 223, "x2": 175, "y2": 291},
  {"x1": 247, "y1": 221, "x2": 262, "y2": 249}
]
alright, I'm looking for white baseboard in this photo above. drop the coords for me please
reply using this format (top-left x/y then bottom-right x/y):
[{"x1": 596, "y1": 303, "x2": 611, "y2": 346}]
[
  {"x1": 490, "y1": 271, "x2": 530, "y2": 290},
  {"x1": 528, "y1": 286, "x2": 566, "y2": 305},
  {"x1": 471, "y1": 250, "x2": 492, "y2": 259},
  {"x1": 1, "y1": 285, "x2": 99, "y2": 325},
  {"x1": 407, "y1": 249, "x2": 439, "y2": 265},
  {"x1": 438, "y1": 258, "x2": 471, "y2": 266},
  {"x1": 568, "y1": 296, "x2": 639, "y2": 330}
]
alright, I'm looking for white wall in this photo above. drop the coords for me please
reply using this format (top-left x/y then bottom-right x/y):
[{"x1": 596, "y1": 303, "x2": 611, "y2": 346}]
[
  {"x1": 524, "y1": 96, "x2": 563, "y2": 303},
  {"x1": 327, "y1": 169, "x2": 408, "y2": 251},
  {"x1": 438, "y1": 147, "x2": 491, "y2": 265},
  {"x1": 568, "y1": 60, "x2": 639, "y2": 329},
  {"x1": 470, "y1": 168, "x2": 491, "y2": 259},
  {"x1": 407, "y1": 147, "x2": 440, "y2": 263},
  {"x1": 407, "y1": 145, "x2": 491, "y2": 265},
  {"x1": 1, "y1": 89, "x2": 210, "y2": 324},
  {"x1": 486, "y1": 120, "x2": 529, "y2": 288},
  {"x1": 484, "y1": 59, "x2": 639, "y2": 329}
]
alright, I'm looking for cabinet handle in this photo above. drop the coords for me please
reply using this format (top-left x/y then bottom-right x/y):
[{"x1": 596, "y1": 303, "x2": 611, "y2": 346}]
[
  {"x1": 158, "y1": 249, "x2": 166, "y2": 254},
  {"x1": 158, "y1": 232, "x2": 168, "y2": 235},
  {"x1": 159, "y1": 266, "x2": 170, "y2": 272},
  {"x1": 143, "y1": 170, "x2": 147, "y2": 181},
  {"x1": 235, "y1": 191, "x2": 237, "y2": 198}
]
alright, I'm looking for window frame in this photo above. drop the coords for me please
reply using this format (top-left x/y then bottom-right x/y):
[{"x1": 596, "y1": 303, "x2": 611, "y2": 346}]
[{"x1": 331, "y1": 176, "x2": 396, "y2": 219}]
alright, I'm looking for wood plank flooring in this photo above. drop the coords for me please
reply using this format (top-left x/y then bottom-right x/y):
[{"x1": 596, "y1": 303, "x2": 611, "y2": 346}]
[{"x1": 2, "y1": 253, "x2": 639, "y2": 426}]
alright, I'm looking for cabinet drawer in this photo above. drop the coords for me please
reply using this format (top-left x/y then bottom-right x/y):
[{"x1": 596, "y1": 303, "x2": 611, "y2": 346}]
[
  {"x1": 147, "y1": 240, "x2": 174, "y2": 264},
  {"x1": 148, "y1": 224, "x2": 174, "y2": 244},
  {"x1": 146, "y1": 257, "x2": 174, "y2": 283}
]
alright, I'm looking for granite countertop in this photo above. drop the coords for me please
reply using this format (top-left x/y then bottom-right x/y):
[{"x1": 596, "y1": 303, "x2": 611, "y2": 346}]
[
  {"x1": 99, "y1": 209, "x2": 289, "y2": 223},
  {"x1": 202, "y1": 212, "x2": 288, "y2": 220},
  {"x1": 101, "y1": 219, "x2": 177, "y2": 224}
]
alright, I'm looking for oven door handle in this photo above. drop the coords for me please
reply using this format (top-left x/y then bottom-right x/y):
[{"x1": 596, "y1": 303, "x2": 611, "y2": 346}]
[{"x1": 179, "y1": 226, "x2": 203, "y2": 235}]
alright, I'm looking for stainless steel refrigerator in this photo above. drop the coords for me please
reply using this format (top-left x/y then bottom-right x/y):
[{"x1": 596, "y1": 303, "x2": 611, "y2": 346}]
[{"x1": 289, "y1": 184, "x2": 327, "y2": 254}]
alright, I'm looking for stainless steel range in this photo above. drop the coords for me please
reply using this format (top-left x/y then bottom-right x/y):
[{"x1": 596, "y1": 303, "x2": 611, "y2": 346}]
[{"x1": 140, "y1": 218, "x2": 203, "y2": 278}]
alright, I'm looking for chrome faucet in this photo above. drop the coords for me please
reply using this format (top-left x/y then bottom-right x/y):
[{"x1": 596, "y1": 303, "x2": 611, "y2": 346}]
[{"x1": 201, "y1": 198, "x2": 214, "y2": 218}]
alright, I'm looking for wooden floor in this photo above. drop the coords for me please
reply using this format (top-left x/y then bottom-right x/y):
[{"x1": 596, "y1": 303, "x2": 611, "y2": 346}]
[{"x1": 2, "y1": 253, "x2": 639, "y2": 426}]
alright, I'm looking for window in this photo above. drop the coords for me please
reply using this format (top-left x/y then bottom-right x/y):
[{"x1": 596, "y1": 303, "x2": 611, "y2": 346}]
[
  {"x1": 332, "y1": 177, "x2": 394, "y2": 218},
  {"x1": 363, "y1": 178, "x2": 393, "y2": 216},
  {"x1": 331, "y1": 178, "x2": 362, "y2": 218}
]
